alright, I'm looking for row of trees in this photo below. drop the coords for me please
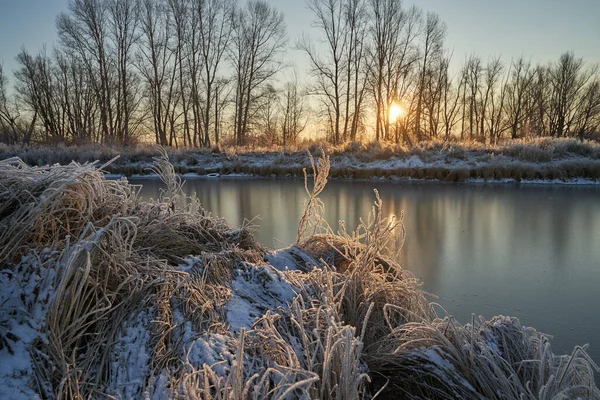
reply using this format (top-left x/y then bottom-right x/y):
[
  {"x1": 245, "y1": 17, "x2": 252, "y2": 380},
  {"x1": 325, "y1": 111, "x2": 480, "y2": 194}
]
[
  {"x1": 303, "y1": 0, "x2": 600, "y2": 145},
  {"x1": 0, "y1": 0, "x2": 294, "y2": 146},
  {"x1": 1, "y1": 0, "x2": 599, "y2": 147}
]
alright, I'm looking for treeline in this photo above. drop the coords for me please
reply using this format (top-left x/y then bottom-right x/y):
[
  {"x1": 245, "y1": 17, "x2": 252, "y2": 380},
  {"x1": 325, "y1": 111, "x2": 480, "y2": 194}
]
[{"x1": 1, "y1": 0, "x2": 599, "y2": 147}]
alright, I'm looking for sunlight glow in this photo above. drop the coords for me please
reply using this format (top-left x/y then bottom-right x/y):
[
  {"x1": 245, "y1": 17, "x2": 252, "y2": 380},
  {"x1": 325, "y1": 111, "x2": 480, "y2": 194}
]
[{"x1": 389, "y1": 102, "x2": 404, "y2": 124}]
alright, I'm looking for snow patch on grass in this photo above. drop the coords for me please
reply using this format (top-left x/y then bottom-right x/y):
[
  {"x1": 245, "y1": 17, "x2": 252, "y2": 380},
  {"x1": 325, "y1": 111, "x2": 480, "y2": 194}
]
[
  {"x1": 185, "y1": 333, "x2": 234, "y2": 376},
  {"x1": 226, "y1": 263, "x2": 299, "y2": 330},
  {"x1": 264, "y1": 246, "x2": 320, "y2": 272},
  {"x1": 108, "y1": 310, "x2": 153, "y2": 399},
  {"x1": 0, "y1": 249, "x2": 59, "y2": 399}
]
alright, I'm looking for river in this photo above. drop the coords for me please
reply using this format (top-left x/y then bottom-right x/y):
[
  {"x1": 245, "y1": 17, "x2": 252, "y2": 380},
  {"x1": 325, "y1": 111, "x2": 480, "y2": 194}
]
[{"x1": 131, "y1": 176, "x2": 600, "y2": 364}]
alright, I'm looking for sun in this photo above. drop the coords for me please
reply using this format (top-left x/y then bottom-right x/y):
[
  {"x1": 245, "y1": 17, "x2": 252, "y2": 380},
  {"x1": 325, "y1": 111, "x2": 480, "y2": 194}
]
[{"x1": 389, "y1": 102, "x2": 404, "y2": 123}]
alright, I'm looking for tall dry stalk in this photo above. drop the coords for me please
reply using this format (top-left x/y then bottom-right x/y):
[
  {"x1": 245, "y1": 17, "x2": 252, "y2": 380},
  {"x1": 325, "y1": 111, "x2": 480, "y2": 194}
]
[{"x1": 296, "y1": 149, "x2": 331, "y2": 244}]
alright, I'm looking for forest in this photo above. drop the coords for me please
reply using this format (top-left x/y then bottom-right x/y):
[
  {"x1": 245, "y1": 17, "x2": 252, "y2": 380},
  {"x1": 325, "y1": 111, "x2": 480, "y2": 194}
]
[{"x1": 0, "y1": 0, "x2": 599, "y2": 148}]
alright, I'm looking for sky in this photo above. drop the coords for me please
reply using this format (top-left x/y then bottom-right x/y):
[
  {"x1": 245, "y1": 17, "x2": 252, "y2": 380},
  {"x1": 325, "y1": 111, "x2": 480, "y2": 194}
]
[{"x1": 0, "y1": 0, "x2": 599, "y2": 79}]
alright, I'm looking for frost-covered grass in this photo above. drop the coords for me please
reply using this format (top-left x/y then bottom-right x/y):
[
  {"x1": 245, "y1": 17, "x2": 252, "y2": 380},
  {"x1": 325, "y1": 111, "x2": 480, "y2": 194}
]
[
  {"x1": 0, "y1": 151, "x2": 598, "y2": 399},
  {"x1": 1, "y1": 137, "x2": 600, "y2": 183}
]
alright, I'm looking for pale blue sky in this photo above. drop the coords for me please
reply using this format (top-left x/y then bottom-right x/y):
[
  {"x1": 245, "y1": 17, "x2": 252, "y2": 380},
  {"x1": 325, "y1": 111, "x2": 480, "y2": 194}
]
[{"x1": 0, "y1": 0, "x2": 598, "y2": 78}]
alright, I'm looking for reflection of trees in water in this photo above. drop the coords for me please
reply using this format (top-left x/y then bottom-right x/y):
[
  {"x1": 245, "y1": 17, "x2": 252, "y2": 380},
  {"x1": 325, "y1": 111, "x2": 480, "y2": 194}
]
[
  {"x1": 320, "y1": 182, "x2": 376, "y2": 235},
  {"x1": 407, "y1": 189, "x2": 446, "y2": 291},
  {"x1": 503, "y1": 187, "x2": 576, "y2": 269},
  {"x1": 548, "y1": 195, "x2": 571, "y2": 268},
  {"x1": 216, "y1": 180, "x2": 306, "y2": 246}
]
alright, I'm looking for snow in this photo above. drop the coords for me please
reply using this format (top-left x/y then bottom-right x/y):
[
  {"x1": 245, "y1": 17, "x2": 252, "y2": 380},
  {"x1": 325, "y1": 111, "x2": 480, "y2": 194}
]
[
  {"x1": 466, "y1": 177, "x2": 599, "y2": 185},
  {"x1": 265, "y1": 249, "x2": 301, "y2": 271},
  {"x1": 225, "y1": 292, "x2": 260, "y2": 331},
  {"x1": 178, "y1": 256, "x2": 202, "y2": 273},
  {"x1": 265, "y1": 246, "x2": 320, "y2": 272},
  {"x1": 2, "y1": 238, "x2": 598, "y2": 398},
  {"x1": 103, "y1": 173, "x2": 125, "y2": 179},
  {"x1": 520, "y1": 178, "x2": 600, "y2": 185},
  {"x1": 108, "y1": 310, "x2": 153, "y2": 399},
  {"x1": 0, "y1": 249, "x2": 59, "y2": 399},
  {"x1": 129, "y1": 173, "x2": 160, "y2": 179},
  {"x1": 4, "y1": 148, "x2": 599, "y2": 398},
  {"x1": 406, "y1": 155, "x2": 425, "y2": 167},
  {"x1": 185, "y1": 333, "x2": 234, "y2": 375},
  {"x1": 422, "y1": 346, "x2": 477, "y2": 394},
  {"x1": 225, "y1": 263, "x2": 299, "y2": 330},
  {"x1": 424, "y1": 346, "x2": 456, "y2": 373}
]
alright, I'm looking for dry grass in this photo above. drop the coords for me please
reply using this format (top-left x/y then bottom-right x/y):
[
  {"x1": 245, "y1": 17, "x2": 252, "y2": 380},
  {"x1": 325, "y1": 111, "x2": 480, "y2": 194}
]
[
  {"x1": 1, "y1": 137, "x2": 599, "y2": 177},
  {"x1": 0, "y1": 150, "x2": 598, "y2": 399}
]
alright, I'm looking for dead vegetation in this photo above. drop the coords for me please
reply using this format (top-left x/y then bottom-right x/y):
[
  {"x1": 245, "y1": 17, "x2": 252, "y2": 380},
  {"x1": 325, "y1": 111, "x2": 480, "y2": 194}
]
[{"x1": 0, "y1": 150, "x2": 598, "y2": 399}]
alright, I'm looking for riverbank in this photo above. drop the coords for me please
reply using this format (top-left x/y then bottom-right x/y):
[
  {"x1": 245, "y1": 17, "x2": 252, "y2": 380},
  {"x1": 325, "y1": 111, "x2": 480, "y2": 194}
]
[
  {"x1": 2, "y1": 138, "x2": 600, "y2": 183},
  {"x1": 0, "y1": 152, "x2": 598, "y2": 398}
]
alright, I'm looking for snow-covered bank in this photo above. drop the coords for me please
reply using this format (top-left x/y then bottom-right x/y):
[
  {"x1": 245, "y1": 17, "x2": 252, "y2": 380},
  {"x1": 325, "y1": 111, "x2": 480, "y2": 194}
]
[
  {"x1": 0, "y1": 152, "x2": 598, "y2": 398},
  {"x1": 2, "y1": 138, "x2": 600, "y2": 184},
  {"x1": 102, "y1": 143, "x2": 600, "y2": 184}
]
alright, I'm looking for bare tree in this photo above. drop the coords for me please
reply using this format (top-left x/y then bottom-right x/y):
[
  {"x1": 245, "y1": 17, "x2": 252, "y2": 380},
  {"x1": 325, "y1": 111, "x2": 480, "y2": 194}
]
[
  {"x1": 107, "y1": 0, "x2": 140, "y2": 145},
  {"x1": 301, "y1": 0, "x2": 369, "y2": 144},
  {"x1": 343, "y1": 0, "x2": 368, "y2": 142},
  {"x1": 14, "y1": 49, "x2": 64, "y2": 142},
  {"x1": 504, "y1": 57, "x2": 535, "y2": 139},
  {"x1": 414, "y1": 11, "x2": 446, "y2": 141},
  {"x1": 58, "y1": 0, "x2": 115, "y2": 143},
  {"x1": 528, "y1": 65, "x2": 550, "y2": 137},
  {"x1": 573, "y1": 69, "x2": 600, "y2": 140},
  {"x1": 197, "y1": 0, "x2": 235, "y2": 147},
  {"x1": 138, "y1": 0, "x2": 178, "y2": 146},
  {"x1": 185, "y1": 0, "x2": 203, "y2": 146},
  {"x1": 480, "y1": 57, "x2": 504, "y2": 143},
  {"x1": 439, "y1": 57, "x2": 462, "y2": 140},
  {"x1": 421, "y1": 57, "x2": 445, "y2": 138},
  {"x1": 167, "y1": 0, "x2": 192, "y2": 146},
  {"x1": 369, "y1": 0, "x2": 400, "y2": 142},
  {"x1": 54, "y1": 51, "x2": 98, "y2": 143},
  {"x1": 0, "y1": 64, "x2": 17, "y2": 144},
  {"x1": 462, "y1": 55, "x2": 483, "y2": 139},
  {"x1": 547, "y1": 52, "x2": 593, "y2": 137},
  {"x1": 281, "y1": 73, "x2": 308, "y2": 146},
  {"x1": 367, "y1": 0, "x2": 420, "y2": 142},
  {"x1": 213, "y1": 77, "x2": 232, "y2": 145},
  {"x1": 0, "y1": 64, "x2": 37, "y2": 145},
  {"x1": 256, "y1": 84, "x2": 280, "y2": 146},
  {"x1": 230, "y1": 0, "x2": 286, "y2": 145},
  {"x1": 300, "y1": 0, "x2": 346, "y2": 145},
  {"x1": 420, "y1": 54, "x2": 463, "y2": 140},
  {"x1": 4, "y1": 0, "x2": 600, "y2": 149}
]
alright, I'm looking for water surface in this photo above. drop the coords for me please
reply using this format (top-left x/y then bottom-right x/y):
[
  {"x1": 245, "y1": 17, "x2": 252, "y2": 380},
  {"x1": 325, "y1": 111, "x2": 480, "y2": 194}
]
[{"x1": 132, "y1": 177, "x2": 600, "y2": 363}]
